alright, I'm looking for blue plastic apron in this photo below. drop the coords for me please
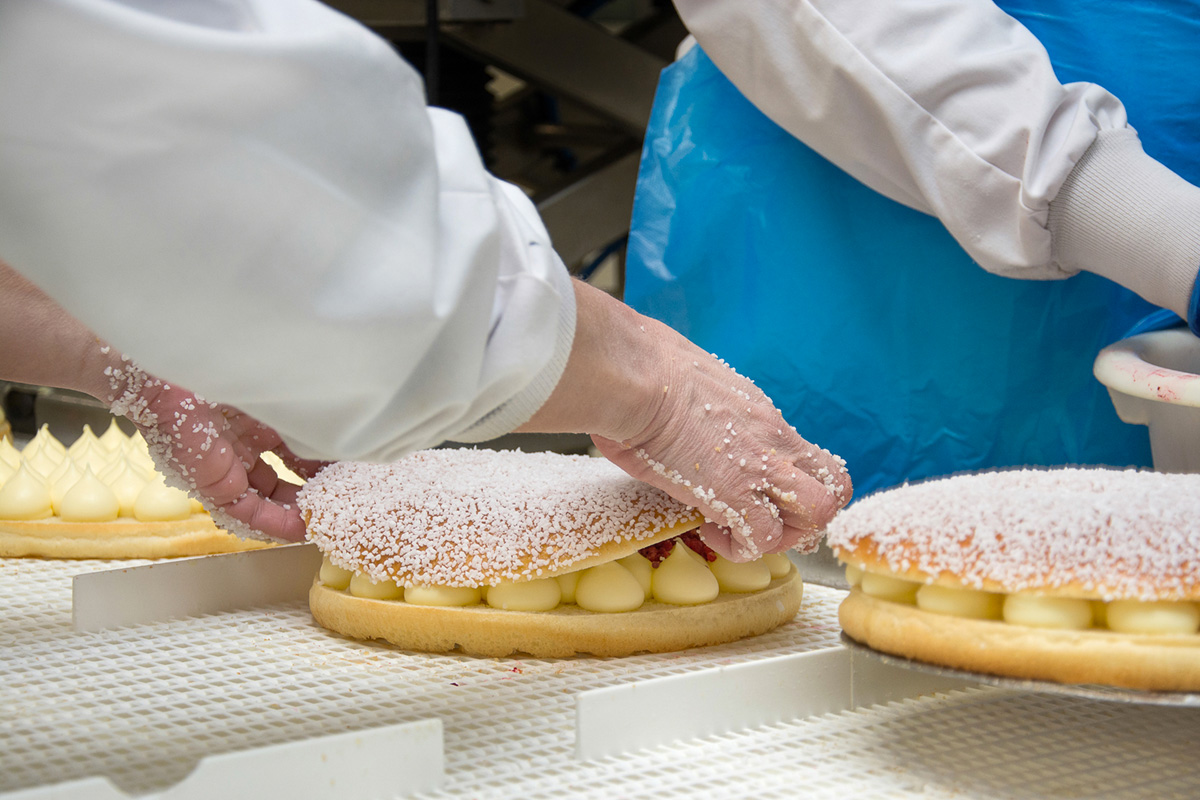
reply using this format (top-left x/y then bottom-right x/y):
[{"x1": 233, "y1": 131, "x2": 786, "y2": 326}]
[{"x1": 626, "y1": 2, "x2": 1200, "y2": 497}]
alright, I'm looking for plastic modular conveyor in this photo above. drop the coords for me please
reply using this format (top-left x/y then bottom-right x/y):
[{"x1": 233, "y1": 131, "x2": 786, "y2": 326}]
[{"x1": 2, "y1": 546, "x2": 1199, "y2": 800}]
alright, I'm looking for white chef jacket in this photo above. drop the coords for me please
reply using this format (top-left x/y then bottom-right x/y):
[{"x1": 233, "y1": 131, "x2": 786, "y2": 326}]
[
  {"x1": 674, "y1": 0, "x2": 1200, "y2": 322},
  {"x1": 0, "y1": 0, "x2": 575, "y2": 462},
  {"x1": 2, "y1": 0, "x2": 1197, "y2": 464}
]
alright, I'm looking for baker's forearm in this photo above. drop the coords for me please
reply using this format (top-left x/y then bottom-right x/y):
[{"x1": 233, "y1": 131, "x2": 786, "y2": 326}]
[
  {"x1": 517, "y1": 280, "x2": 663, "y2": 442},
  {"x1": 0, "y1": 262, "x2": 116, "y2": 401}
]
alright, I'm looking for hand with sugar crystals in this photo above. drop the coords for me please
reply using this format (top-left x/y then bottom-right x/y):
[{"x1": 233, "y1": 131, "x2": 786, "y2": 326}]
[
  {"x1": 520, "y1": 280, "x2": 852, "y2": 561},
  {"x1": 102, "y1": 374, "x2": 325, "y2": 542},
  {"x1": 0, "y1": 262, "x2": 320, "y2": 542}
]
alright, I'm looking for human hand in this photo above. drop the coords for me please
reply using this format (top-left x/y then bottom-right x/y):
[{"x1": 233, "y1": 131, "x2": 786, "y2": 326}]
[
  {"x1": 520, "y1": 280, "x2": 851, "y2": 561},
  {"x1": 591, "y1": 342, "x2": 850, "y2": 561},
  {"x1": 102, "y1": 357, "x2": 325, "y2": 542}
]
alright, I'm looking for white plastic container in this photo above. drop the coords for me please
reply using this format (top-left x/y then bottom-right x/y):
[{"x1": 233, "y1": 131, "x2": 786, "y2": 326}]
[{"x1": 1093, "y1": 327, "x2": 1200, "y2": 473}]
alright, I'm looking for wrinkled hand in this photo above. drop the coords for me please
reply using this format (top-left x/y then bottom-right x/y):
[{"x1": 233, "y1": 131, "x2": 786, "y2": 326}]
[
  {"x1": 520, "y1": 280, "x2": 852, "y2": 561},
  {"x1": 592, "y1": 345, "x2": 850, "y2": 561},
  {"x1": 102, "y1": 355, "x2": 325, "y2": 542}
]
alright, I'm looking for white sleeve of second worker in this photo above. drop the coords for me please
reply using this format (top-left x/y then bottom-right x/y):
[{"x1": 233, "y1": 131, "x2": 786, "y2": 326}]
[
  {"x1": 0, "y1": 0, "x2": 575, "y2": 462},
  {"x1": 674, "y1": 0, "x2": 1131, "y2": 279}
]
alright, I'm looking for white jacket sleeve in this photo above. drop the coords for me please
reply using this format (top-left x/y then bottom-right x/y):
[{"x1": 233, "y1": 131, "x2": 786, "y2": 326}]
[
  {"x1": 674, "y1": 0, "x2": 1200, "y2": 321},
  {"x1": 0, "y1": 0, "x2": 576, "y2": 462}
]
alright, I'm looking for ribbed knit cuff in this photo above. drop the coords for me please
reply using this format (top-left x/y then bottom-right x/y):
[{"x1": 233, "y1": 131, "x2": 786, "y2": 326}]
[
  {"x1": 1190, "y1": 273, "x2": 1200, "y2": 336},
  {"x1": 1048, "y1": 128, "x2": 1200, "y2": 322}
]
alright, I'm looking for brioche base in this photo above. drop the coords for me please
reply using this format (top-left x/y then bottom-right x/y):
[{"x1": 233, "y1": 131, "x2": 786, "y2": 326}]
[
  {"x1": 840, "y1": 588, "x2": 1200, "y2": 692},
  {"x1": 310, "y1": 566, "x2": 804, "y2": 658},
  {"x1": 0, "y1": 514, "x2": 272, "y2": 559}
]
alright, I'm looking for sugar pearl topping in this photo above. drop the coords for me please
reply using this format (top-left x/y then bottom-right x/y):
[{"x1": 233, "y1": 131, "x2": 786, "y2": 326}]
[
  {"x1": 298, "y1": 449, "x2": 702, "y2": 588},
  {"x1": 825, "y1": 468, "x2": 1200, "y2": 601}
]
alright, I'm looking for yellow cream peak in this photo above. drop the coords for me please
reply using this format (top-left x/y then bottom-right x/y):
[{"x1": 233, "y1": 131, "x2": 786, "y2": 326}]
[
  {"x1": 70, "y1": 436, "x2": 115, "y2": 477},
  {"x1": 0, "y1": 437, "x2": 21, "y2": 470},
  {"x1": 123, "y1": 431, "x2": 157, "y2": 475},
  {"x1": 0, "y1": 461, "x2": 53, "y2": 520},
  {"x1": 651, "y1": 542, "x2": 720, "y2": 605},
  {"x1": 59, "y1": 466, "x2": 120, "y2": 523},
  {"x1": 50, "y1": 458, "x2": 84, "y2": 516},
  {"x1": 97, "y1": 419, "x2": 129, "y2": 452},
  {"x1": 67, "y1": 424, "x2": 101, "y2": 458},
  {"x1": 21, "y1": 440, "x2": 63, "y2": 480},
  {"x1": 0, "y1": 457, "x2": 16, "y2": 489},
  {"x1": 574, "y1": 561, "x2": 645, "y2": 613},
  {"x1": 133, "y1": 478, "x2": 193, "y2": 522},
  {"x1": 126, "y1": 429, "x2": 150, "y2": 455},
  {"x1": 29, "y1": 424, "x2": 66, "y2": 457},
  {"x1": 103, "y1": 458, "x2": 151, "y2": 517}
]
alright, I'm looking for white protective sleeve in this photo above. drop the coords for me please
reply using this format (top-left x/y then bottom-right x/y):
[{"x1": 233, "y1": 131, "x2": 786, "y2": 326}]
[
  {"x1": 674, "y1": 0, "x2": 1200, "y2": 320},
  {"x1": 0, "y1": 0, "x2": 576, "y2": 462}
]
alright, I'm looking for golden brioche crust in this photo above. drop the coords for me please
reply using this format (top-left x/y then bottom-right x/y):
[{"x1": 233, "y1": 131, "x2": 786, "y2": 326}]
[
  {"x1": 304, "y1": 509, "x2": 703, "y2": 587},
  {"x1": 0, "y1": 514, "x2": 272, "y2": 559},
  {"x1": 826, "y1": 468, "x2": 1200, "y2": 602},
  {"x1": 300, "y1": 451, "x2": 706, "y2": 588},
  {"x1": 309, "y1": 566, "x2": 803, "y2": 658},
  {"x1": 840, "y1": 588, "x2": 1200, "y2": 692}
]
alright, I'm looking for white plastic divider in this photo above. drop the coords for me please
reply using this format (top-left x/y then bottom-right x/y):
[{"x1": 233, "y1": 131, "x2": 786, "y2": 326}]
[
  {"x1": 575, "y1": 645, "x2": 976, "y2": 759},
  {"x1": 0, "y1": 718, "x2": 444, "y2": 800},
  {"x1": 71, "y1": 543, "x2": 322, "y2": 632}
]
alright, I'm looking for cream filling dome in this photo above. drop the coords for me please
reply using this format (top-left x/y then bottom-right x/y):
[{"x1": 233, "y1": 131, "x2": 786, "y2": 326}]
[
  {"x1": 843, "y1": 561, "x2": 1200, "y2": 637},
  {"x1": 0, "y1": 422, "x2": 196, "y2": 524},
  {"x1": 320, "y1": 536, "x2": 796, "y2": 614}
]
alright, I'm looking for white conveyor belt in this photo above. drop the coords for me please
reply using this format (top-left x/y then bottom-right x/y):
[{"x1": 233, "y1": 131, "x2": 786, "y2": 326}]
[{"x1": 3, "y1": 554, "x2": 1199, "y2": 799}]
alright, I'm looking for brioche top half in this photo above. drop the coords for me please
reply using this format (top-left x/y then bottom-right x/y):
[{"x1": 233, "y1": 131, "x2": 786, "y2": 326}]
[
  {"x1": 826, "y1": 467, "x2": 1200, "y2": 601},
  {"x1": 299, "y1": 448, "x2": 703, "y2": 588}
]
